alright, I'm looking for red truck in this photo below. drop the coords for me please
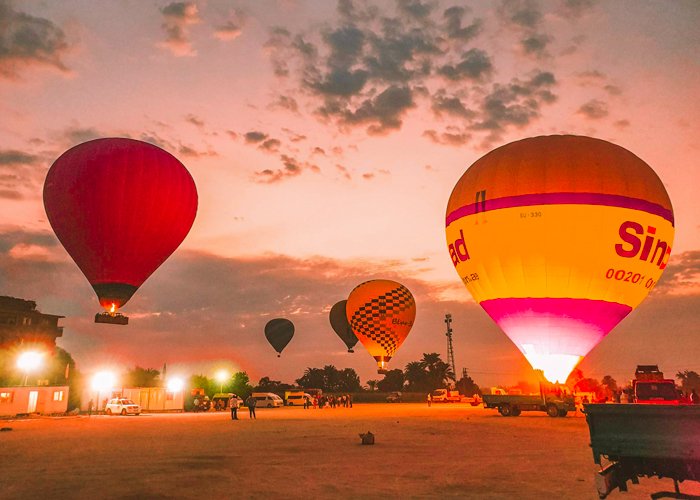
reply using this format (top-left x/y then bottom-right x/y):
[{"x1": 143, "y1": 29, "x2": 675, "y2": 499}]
[{"x1": 631, "y1": 365, "x2": 679, "y2": 404}]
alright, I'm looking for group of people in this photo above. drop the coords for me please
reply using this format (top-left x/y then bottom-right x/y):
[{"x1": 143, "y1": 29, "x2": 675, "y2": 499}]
[
  {"x1": 228, "y1": 394, "x2": 258, "y2": 420},
  {"x1": 304, "y1": 394, "x2": 352, "y2": 409}
]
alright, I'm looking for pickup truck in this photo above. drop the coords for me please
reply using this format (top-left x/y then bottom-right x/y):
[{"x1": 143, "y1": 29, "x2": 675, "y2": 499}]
[
  {"x1": 431, "y1": 389, "x2": 461, "y2": 403},
  {"x1": 585, "y1": 403, "x2": 700, "y2": 498},
  {"x1": 482, "y1": 393, "x2": 575, "y2": 417}
]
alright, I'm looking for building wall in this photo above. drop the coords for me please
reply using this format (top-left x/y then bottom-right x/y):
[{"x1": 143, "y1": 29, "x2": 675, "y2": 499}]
[
  {"x1": 0, "y1": 386, "x2": 69, "y2": 416},
  {"x1": 81, "y1": 386, "x2": 184, "y2": 412}
]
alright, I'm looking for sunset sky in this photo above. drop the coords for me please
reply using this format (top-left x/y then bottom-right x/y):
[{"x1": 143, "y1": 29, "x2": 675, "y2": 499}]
[{"x1": 1, "y1": 0, "x2": 698, "y2": 388}]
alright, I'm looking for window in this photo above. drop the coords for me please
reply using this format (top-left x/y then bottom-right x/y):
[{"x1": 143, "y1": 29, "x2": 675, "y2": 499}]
[
  {"x1": 1, "y1": 391, "x2": 14, "y2": 403},
  {"x1": 53, "y1": 391, "x2": 64, "y2": 401}
]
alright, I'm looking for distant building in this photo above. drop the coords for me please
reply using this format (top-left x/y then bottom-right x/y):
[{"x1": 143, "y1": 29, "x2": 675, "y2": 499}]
[
  {"x1": 0, "y1": 296, "x2": 64, "y2": 349},
  {"x1": 81, "y1": 386, "x2": 185, "y2": 413},
  {"x1": 0, "y1": 385, "x2": 69, "y2": 416}
]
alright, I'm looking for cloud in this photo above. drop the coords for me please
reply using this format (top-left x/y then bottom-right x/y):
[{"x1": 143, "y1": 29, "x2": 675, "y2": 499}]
[
  {"x1": 264, "y1": 1, "x2": 559, "y2": 143},
  {"x1": 431, "y1": 90, "x2": 475, "y2": 119},
  {"x1": 320, "y1": 84, "x2": 415, "y2": 135},
  {"x1": 213, "y1": 10, "x2": 245, "y2": 42},
  {"x1": 437, "y1": 48, "x2": 493, "y2": 81},
  {"x1": 472, "y1": 70, "x2": 557, "y2": 140},
  {"x1": 2, "y1": 227, "x2": 698, "y2": 386},
  {"x1": 558, "y1": 0, "x2": 597, "y2": 19},
  {"x1": 177, "y1": 144, "x2": 217, "y2": 158},
  {"x1": 244, "y1": 131, "x2": 268, "y2": 144},
  {"x1": 63, "y1": 126, "x2": 101, "y2": 145},
  {"x1": 158, "y1": 2, "x2": 201, "y2": 57},
  {"x1": 271, "y1": 95, "x2": 299, "y2": 113},
  {"x1": 497, "y1": 0, "x2": 542, "y2": 29},
  {"x1": 254, "y1": 153, "x2": 319, "y2": 184},
  {"x1": 422, "y1": 128, "x2": 471, "y2": 146},
  {"x1": 0, "y1": 148, "x2": 46, "y2": 199},
  {"x1": 443, "y1": 6, "x2": 483, "y2": 41},
  {"x1": 653, "y1": 251, "x2": 700, "y2": 295},
  {"x1": 0, "y1": 0, "x2": 71, "y2": 79},
  {"x1": 613, "y1": 119, "x2": 630, "y2": 129},
  {"x1": 0, "y1": 150, "x2": 39, "y2": 166},
  {"x1": 258, "y1": 138, "x2": 281, "y2": 153},
  {"x1": 577, "y1": 98, "x2": 608, "y2": 119},
  {"x1": 497, "y1": 0, "x2": 552, "y2": 58},
  {"x1": 185, "y1": 114, "x2": 205, "y2": 127}
]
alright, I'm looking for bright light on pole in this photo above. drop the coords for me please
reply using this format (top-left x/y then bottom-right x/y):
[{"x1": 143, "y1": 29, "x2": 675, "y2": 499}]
[
  {"x1": 167, "y1": 377, "x2": 184, "y2": 393},
  {"x1": 17, "y1": 351, "x2": 44, "y2": 386},
  {"x1": 215, "y1": 370, "x2": 228, "y2": 393},
  {"x1": 91, "y1": 371, "x2": 116, "y2": 413}
]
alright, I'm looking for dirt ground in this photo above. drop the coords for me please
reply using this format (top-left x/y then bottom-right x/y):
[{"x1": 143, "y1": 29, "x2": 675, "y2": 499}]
[{"x1": 1, "y1": 403, "x2": 698, "y2": 499}]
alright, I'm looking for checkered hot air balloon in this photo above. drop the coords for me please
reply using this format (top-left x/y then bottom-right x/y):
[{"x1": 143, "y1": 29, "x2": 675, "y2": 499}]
[
  {"x1": 346, "y1": 280, "x2": 416, "y2": 373},
  {"x1": 445, "y1": 135, "x2": 674, "y2": 383}
]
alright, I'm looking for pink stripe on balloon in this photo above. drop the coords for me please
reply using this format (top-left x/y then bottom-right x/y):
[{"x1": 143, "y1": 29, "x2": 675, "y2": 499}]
[
  {"x1": 445, "y1": 192, "x2": 674, "y2": 226},
  {"x1": 480, "y1": 297, "x2": 633, "y2": 357}
]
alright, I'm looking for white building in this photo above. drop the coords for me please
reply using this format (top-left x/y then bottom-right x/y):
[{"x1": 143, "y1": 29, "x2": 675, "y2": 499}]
[
  {"x1": 0, "y1": 386, "x2": 69, "y2": 416},
  {"x1": 82, "y1": 386, "x2": 184, "y2": 412}
]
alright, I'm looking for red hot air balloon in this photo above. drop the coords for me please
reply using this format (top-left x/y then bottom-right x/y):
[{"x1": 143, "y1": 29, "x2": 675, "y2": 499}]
[{"x1": 43, "y1": 138, "x2": 198, "y2": 324}]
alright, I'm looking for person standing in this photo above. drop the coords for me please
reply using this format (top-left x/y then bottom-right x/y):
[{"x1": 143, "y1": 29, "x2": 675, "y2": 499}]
[
  {"x1": 427, "y1": 393, "x2": 432, "y2": 407},
  {"x1": 229, "y1": 395, "x2": 239, "y2": 420},
  {"x1": 246, "y1": 395, "x2": 257, "y2": 419},
  {"x1": 88, "y1": 399, "x2": 94, "y2": 416},
  {"x1": 303, "y1": 395, "x2": 309, "y2": 409},
  {"x1": 691, "y1": 388, "x2": 700, "y2": 405}
]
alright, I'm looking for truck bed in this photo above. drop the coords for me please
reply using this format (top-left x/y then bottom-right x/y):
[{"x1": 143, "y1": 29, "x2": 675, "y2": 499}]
[
  {"x1": 585, "y1": 404, "x2": 700, "y2": 497},
  {"x1": 585, "y1": 403, "x2": 700, "y2": 463}
]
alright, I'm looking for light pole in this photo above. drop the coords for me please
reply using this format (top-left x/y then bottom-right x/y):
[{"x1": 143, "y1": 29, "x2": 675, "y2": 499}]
[{"x1": 17, "y1": 351, "x2": 44, "y2": 386}]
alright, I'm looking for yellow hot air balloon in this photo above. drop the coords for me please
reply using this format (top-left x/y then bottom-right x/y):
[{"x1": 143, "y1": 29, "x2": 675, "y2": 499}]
[
  {"x1": 445, "y1": 135, "x2": 674, "y2": 383},
  {"x1": 346, "y1": 279, "x2": 416, "y2": 373}
]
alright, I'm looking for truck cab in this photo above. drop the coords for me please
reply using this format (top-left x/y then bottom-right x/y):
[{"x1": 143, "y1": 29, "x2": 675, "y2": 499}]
[{"x1": 632, "y1": 365, "x2": 679, "y2": 404}]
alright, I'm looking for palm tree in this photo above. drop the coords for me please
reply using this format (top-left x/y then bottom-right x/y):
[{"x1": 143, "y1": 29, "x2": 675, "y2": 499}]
[
  {"x1": 366, "y1": 379, "x2": 379, "y2": 392},
  {"x1": 420, "y1": 353, "x2": 453, "y2": 388},
  {"x1": 404, "y1": 361, "x2": 427, "y2": 391}
]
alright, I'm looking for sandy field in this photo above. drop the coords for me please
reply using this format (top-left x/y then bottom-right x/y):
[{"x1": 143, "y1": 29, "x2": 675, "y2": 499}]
[{"x1": 1, "y1": 403, "x2": 698, "y2": 499}]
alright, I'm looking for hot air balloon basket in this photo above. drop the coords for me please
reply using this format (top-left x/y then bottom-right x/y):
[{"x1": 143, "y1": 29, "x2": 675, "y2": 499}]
[
  {"x1": 95, "y1": 312, "x2": 129, "y2": 325},
  {"x1": 359, "y1": 431, "x2": 375, "y2": 445}
]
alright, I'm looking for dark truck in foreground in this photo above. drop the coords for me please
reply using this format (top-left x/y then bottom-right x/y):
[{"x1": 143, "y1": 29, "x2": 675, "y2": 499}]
[
  {"x1": 585, "y1": 404, "x2": 700, "y2": 499},
  {"x1": 482, "y1": 390, "x2": 575, "y2": 417}
]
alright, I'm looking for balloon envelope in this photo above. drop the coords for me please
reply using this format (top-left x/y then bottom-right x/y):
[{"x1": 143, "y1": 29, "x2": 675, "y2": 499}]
[
  {"x1": 329, "y1": 300, "x2": 358, "y2": 352},
  {"x1": 346, "y1": 280, "x2": 416, "y2": 372},
  {"x1": 445, "y1": 135, "x2": 674, "y2": 382},
  {"x1": 264, "y1": 318, "x2": 295, "y2": 356},
  {"x1": 43, "y1": 138, "x2": 198, "y2": 312}
]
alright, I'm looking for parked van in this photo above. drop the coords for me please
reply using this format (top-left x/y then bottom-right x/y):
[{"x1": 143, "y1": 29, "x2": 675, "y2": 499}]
[
  {"x1": 285, "y1": 391, "x2": 313, "y2": 406},
  {"x1": 251, "y1": 392, "x2": 283, "y2": 408}
]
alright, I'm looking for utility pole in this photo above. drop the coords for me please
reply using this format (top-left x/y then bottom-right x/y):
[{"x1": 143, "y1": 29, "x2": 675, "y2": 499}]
[{"x1": 444, "y1": 314, "x2": 457, "y2": 382}]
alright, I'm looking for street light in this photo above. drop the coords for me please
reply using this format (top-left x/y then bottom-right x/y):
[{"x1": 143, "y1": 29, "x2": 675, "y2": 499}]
[
  {"x1": 17, "y1": 351, "x2": 44, "y2": 386},
  {"x1": 167, "y1": 377, "x2": 184, "y2": 393},
  {"x1": 91, "y1": 371, "x2": 116, "y2": 414},
  {"x1": 215, "y1": 370, "x2": 228, "y2": 393}
]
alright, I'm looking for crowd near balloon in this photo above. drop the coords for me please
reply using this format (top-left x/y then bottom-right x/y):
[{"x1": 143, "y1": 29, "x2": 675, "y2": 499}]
[{"x1": 41, "y1": 134, "x2": 674, "y2": 378}]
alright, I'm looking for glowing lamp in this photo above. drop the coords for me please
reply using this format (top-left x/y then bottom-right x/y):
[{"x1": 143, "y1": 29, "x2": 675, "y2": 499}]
[
  {"x1": 167, "y1": 377, "x2": 184, "y2": 393},
  {"x1": 91, "y1": 371, "x2": 116, "y2": 391},
  {"x1": 17, "y1": 351, "x2": 44, "y2": 372}
]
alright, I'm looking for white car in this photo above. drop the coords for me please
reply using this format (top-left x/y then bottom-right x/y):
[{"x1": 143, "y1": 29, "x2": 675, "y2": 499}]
[{"x1": 105, "y1": 398, "x2": 141, "y2": 416}]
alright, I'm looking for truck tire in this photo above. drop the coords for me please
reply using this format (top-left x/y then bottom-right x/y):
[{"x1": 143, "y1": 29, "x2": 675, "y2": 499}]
[
  {"x1": 557, "y1": 409, "x2": 568, "y2": 417},
  {"x1": 498, "y1": 404, "x2": 512, "y2": 417},
  {"x1": 546, "y1": 404, "x2": 559, "y2": 417},
  {"x1": 511, "y1": 407, "x2": 521, "y2": 417}
]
